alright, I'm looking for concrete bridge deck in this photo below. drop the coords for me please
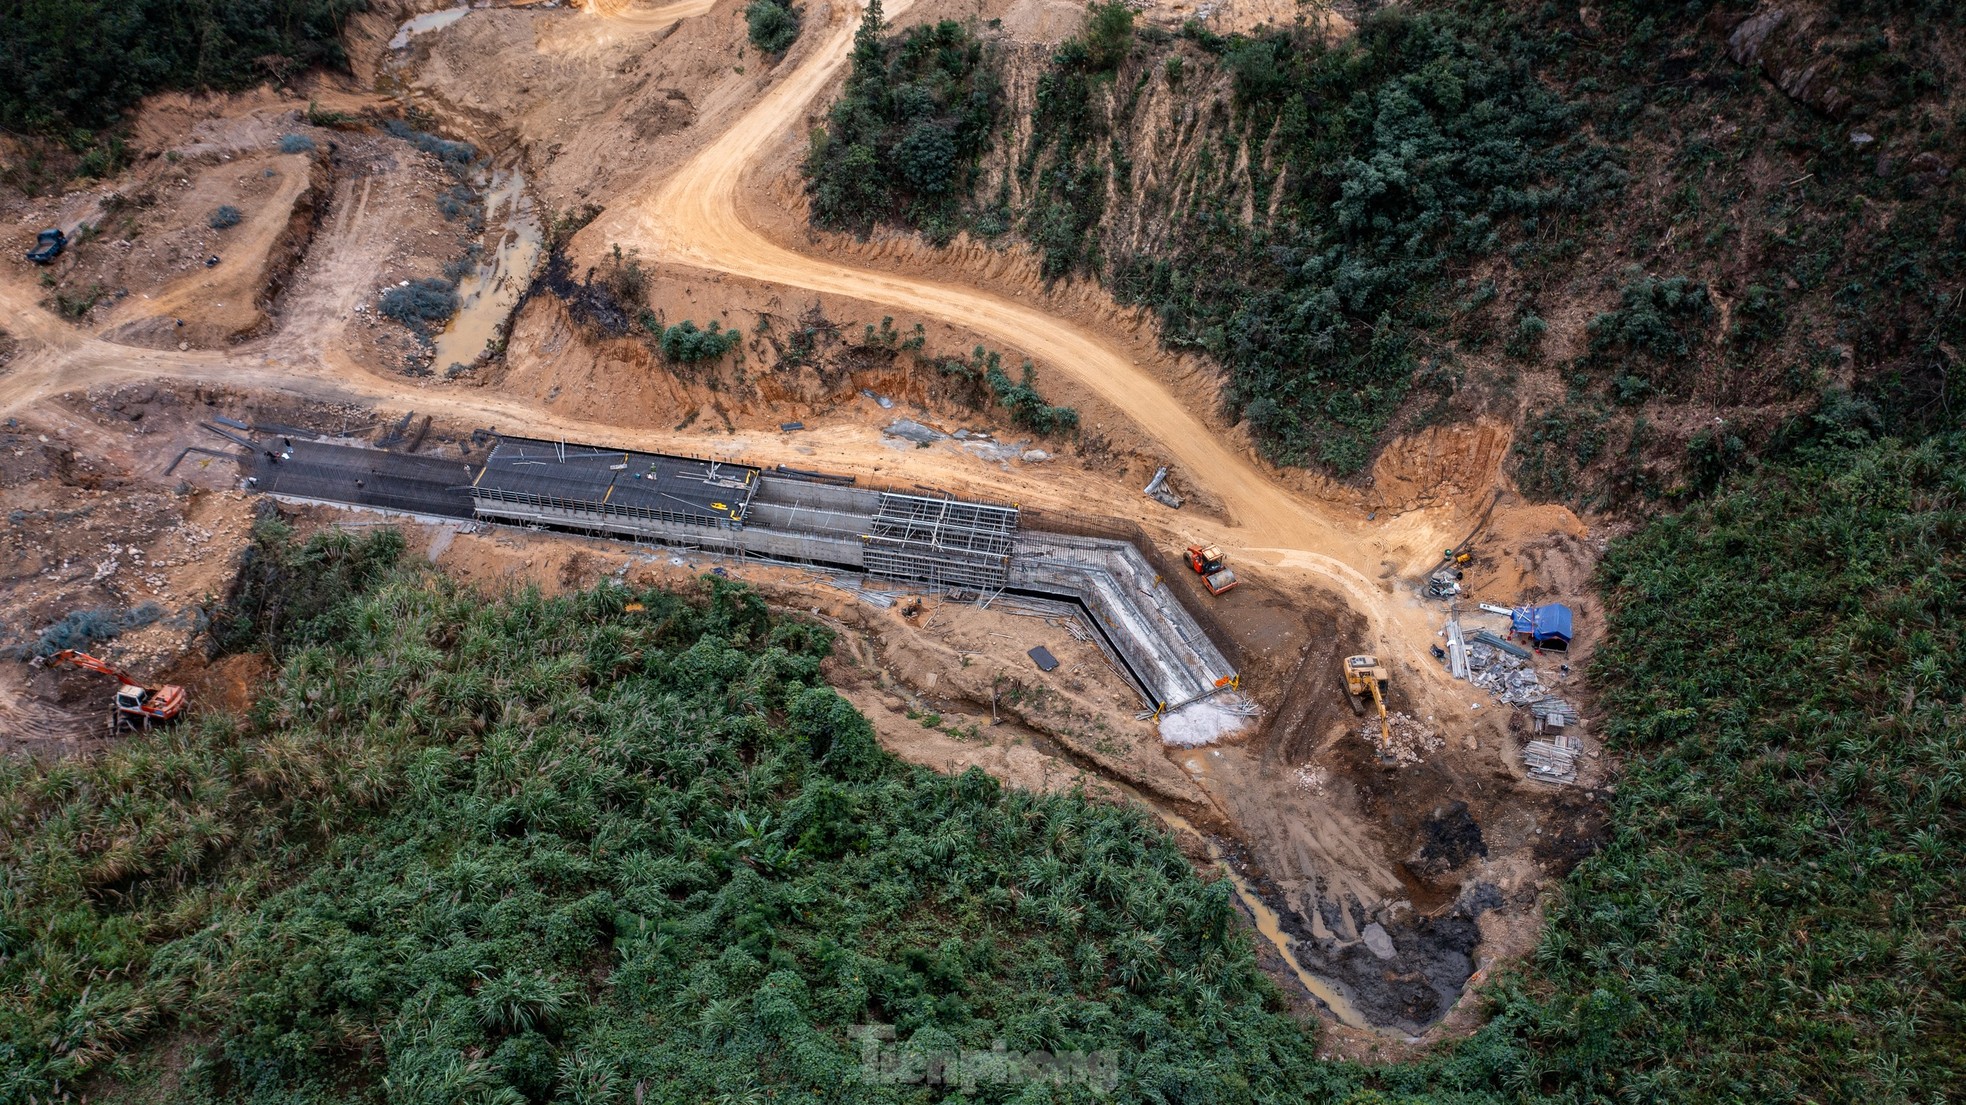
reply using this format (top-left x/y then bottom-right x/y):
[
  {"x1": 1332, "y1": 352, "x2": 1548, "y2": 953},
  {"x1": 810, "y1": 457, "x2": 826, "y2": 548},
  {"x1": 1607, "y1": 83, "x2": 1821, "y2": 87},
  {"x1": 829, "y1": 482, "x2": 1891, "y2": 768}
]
[{"x1": 245, "y1": 435, "x2": 1237, "y2": 712}]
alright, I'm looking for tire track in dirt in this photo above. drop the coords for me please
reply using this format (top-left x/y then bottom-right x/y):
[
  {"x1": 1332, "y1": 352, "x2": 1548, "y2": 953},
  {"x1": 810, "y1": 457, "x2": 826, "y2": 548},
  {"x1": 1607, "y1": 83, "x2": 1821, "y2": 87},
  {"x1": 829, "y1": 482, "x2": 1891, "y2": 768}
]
[{"x1": 580, "y1": 0, "x2": 717, "y2": 27}]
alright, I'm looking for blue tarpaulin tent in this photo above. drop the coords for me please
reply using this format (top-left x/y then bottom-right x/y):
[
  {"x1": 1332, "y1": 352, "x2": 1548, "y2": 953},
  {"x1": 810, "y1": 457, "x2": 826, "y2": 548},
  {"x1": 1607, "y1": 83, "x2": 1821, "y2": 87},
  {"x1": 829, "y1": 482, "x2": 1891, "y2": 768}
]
[{"x1": 1511, "y1": 603, "x2": 1574, "y2": 649}]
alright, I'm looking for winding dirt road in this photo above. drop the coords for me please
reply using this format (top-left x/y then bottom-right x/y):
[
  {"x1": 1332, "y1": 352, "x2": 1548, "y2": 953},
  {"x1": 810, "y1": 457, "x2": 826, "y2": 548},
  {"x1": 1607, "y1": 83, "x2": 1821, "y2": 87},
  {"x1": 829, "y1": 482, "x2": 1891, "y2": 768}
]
[
  {"x1": 603, "y1": 0, "x2": 1430, "y2": 658},
  {"x1": 0, "y1": 0, "x2": 1459, "y2": 685}
]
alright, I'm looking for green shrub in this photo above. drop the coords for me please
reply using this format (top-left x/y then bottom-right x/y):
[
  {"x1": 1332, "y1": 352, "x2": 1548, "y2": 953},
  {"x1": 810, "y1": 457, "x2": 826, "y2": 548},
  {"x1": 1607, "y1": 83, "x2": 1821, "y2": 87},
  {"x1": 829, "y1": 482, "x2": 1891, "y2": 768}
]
[
  {"x1": 382, "y1": 118, "x2": 476, "y2": 166},
  {"x1": 745, "y1": 0, "x2": 800, "y2": 55},
  {"x1": 277, "y1": 132, "x2": 317, "y2": 155},
  {"x1": 1505, "y1": 312, "x2": 1547, "y2": 359},
  {"x1": 2, "y1": 602, "x2": 164, "y2": 659},
  {"x1": 379, "y1": 278, "x2": 459, "y2": 331},
  {"x1": 1588, "y1": 269, "x2": 1714, "y2": 361},
  {"x1": 437, "y1": 183, "x2": 477, "y2": 221},
  {"x1": 986, "y1": 358, "x2": 1079, "y2": 434},
  {"x1": 208, "y1": 204, "x2": 243, "y2": 229},
  {"x1": 304, "y1": 101, "x2": 356, "y2": 129},
  {"x1": 659, "y1": 319, "x2": 741, "y2": 362},
  {"x1": 1082, "y1": 0, "x2": 1135, "y2": 71}
]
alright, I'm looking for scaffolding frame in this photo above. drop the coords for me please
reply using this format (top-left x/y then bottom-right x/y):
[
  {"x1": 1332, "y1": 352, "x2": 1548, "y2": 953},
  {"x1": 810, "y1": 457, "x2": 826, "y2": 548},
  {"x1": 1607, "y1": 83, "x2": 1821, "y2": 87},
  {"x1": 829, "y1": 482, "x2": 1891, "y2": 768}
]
[{"x1": 862, "y1": 491, "x2": 1019, "y2": 591}]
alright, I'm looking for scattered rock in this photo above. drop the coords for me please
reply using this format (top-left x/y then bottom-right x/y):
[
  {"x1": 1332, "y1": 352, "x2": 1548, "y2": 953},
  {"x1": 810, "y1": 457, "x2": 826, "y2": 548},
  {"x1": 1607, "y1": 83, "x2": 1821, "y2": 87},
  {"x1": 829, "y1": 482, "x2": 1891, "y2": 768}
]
[
  {"x1": 1020, "y1": 449, "x2": 1049, "y2": 463},
  {"x1": 1365, "y1": 711, "x2": 1441, "y2": 766},
  {"x1": 882, "y1": 419, "x2": 945, "y2": 445},
  {"x1": 1723, "y1": 8, "x2": 1854, "y2": 118},
  {"x1": 1361, "y1": 922, "x2": 1397, "y2": 961}
]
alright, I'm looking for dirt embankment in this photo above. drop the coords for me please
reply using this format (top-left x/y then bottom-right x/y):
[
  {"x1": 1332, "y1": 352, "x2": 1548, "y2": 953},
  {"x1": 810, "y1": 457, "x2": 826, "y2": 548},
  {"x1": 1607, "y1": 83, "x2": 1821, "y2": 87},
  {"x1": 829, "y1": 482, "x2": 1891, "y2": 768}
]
[{"x1": 14, "y1": 122, "x2": 332, "y2": 348}]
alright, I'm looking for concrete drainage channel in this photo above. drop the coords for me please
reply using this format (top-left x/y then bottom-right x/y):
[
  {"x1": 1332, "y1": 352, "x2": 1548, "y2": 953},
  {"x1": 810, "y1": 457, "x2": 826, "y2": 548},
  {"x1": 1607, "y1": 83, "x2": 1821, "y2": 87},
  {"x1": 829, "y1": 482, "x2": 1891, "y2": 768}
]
[{"x1": 235, "y1": 430, "x2": 1243, "y2": 724}]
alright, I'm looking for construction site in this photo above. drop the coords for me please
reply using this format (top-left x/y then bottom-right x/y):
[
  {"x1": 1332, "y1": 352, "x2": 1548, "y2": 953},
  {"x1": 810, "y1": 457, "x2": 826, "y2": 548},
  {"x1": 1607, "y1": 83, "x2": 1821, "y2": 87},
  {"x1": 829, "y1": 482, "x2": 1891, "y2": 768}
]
[
  {"x1": 0, "y1": 0, "x2": 1613, "y2": 1055},
  {"x1": 230, "y1": 423, "x2": 1242, "y2": 720}
]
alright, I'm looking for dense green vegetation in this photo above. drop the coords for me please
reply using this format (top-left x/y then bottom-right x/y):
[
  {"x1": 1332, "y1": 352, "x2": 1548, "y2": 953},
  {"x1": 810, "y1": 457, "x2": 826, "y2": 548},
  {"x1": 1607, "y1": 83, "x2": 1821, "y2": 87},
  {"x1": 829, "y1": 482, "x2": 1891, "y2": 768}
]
[
  {"x1": 745, "y1": 0, "x2": 800, "y2": 56},
  {"x1": 805, "y1": 1, "x2": 1002, "y2": 242},
  {"x1": 1, "y1": 524, "x2": 1351, "y2": 1104},
  {"x1": 0, "y1": 0, "x2": 365, "y2": 133},
  {"x1": 657, "y1": 318, "x2": 742, "y2": 362},
  {"x1": 1020, "y1": 4, "x2": 1615, "y2": 471}
]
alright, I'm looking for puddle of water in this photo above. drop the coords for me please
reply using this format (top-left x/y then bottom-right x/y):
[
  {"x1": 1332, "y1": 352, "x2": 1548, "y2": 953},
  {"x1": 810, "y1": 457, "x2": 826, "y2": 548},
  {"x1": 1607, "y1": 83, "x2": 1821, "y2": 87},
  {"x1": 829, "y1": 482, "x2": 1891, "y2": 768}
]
[
  {"x1": 431, "y1": 168, "x2": 544, "y2": 373},
  {"x1": 1156, "y1": 810, "x2": 1377, "y2": 1031},
  {"x1": 390, "y1": 5, "x2": 472, "y2": 49}
]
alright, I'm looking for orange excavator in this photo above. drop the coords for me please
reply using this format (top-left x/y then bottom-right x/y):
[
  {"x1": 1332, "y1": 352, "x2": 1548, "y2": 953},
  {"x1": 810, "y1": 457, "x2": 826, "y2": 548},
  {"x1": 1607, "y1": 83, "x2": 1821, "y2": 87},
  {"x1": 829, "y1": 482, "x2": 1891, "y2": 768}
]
[{"x1": 34, "y1": 649, "x2": 187, "y2": 731}]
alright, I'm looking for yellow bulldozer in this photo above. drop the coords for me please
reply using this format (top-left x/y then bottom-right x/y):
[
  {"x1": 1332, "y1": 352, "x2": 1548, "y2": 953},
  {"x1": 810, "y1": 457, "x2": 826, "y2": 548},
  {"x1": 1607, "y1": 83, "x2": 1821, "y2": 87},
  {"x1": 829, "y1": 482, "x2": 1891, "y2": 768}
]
[{"x1": 1342, "y1": 654, "x2": 1391, "y2": 762}]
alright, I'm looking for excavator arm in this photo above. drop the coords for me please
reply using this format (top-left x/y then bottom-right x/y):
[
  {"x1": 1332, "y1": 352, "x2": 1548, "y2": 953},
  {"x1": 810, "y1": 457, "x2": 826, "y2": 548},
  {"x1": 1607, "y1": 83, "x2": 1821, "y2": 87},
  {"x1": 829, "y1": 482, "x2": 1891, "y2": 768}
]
[
  {"x1": 1370, "y1": 679, "x2": 1391, "y2": 756},
  {"x1": 42, "y1": 649, "x2": 140, "y2": 685}
]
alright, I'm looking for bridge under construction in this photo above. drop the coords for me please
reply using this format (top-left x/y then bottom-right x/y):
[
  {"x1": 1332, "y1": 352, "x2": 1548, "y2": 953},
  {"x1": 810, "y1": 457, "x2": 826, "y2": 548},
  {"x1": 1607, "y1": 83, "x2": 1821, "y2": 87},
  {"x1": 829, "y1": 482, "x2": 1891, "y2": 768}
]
[{"x1": 240, "y1": 430, "x2": 1238, "y2": 717}]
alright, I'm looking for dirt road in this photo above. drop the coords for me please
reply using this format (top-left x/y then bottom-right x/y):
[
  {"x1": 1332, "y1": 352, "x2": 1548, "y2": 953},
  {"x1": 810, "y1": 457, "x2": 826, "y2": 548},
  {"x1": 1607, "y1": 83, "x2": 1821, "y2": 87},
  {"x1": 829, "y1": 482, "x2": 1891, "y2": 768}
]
[
  {"x1": 0, "y1": 0, "x2": 1526, "y2": 717},
  {"x1": 594, "y1": 0, "x2": 1489, "y2": 702}
]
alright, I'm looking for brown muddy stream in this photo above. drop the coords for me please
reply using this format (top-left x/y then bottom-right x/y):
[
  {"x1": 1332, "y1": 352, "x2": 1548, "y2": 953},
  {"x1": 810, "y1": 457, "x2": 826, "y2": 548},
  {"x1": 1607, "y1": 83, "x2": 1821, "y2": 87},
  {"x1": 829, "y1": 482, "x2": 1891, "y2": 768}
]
[{"x1": 431, "y1": 167, "x2": 543, "y2": 373}]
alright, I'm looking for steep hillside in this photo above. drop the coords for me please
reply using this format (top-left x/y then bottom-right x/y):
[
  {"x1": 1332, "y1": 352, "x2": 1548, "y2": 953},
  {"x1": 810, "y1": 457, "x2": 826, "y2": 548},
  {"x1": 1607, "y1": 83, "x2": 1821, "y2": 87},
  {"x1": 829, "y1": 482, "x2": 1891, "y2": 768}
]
[{"x1": 813, "y1": 0, "x2": 1966, "y2": 504}]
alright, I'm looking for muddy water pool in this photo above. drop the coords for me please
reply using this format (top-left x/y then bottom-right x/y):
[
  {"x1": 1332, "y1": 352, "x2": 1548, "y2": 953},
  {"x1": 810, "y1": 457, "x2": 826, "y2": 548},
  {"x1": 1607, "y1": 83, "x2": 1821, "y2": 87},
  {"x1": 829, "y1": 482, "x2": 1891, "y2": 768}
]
[{"x1": 432, "y1": 168, "x2": 544, "y2": 373}]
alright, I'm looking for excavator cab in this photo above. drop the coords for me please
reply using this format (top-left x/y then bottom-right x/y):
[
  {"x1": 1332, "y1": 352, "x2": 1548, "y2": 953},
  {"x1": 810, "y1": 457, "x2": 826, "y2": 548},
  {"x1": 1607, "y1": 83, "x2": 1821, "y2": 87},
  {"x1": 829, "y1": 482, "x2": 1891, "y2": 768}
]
[{"x1": 1343, "y1": 654, "x2": 1388, "y2": 701}]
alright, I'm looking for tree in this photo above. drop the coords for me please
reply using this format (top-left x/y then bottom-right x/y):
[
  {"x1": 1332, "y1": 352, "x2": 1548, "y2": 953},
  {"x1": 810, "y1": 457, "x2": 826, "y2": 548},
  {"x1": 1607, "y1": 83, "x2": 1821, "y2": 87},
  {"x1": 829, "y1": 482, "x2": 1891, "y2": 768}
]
[{"x1": 746, "y1": 0, "x2": 800, "y2": 55}]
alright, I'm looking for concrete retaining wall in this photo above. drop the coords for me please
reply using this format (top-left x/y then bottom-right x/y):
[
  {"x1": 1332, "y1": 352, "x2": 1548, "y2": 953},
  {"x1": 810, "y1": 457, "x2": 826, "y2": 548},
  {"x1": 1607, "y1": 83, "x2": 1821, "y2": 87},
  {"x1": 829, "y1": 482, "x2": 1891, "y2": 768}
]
[{"x1": 1011, "y1": 532, "x2": 1238, "y2": 710}]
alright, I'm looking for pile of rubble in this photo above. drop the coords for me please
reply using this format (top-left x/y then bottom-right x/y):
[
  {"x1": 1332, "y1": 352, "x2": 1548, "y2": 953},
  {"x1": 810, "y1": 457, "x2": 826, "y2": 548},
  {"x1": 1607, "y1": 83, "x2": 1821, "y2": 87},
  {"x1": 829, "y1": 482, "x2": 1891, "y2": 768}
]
[
  {"x1": 1291, "y1": 763, "x2": 1329, "y2": 795},
  {"x1": 1466, "y1": 641, "x2": 1546, "y2": 704},
  {"x1": 1365, "y1": 711, "x2": 1443, "y2": 767},
  {"x1": 1464, "y1": 639, "x2": 1586, "y2": 783}
]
